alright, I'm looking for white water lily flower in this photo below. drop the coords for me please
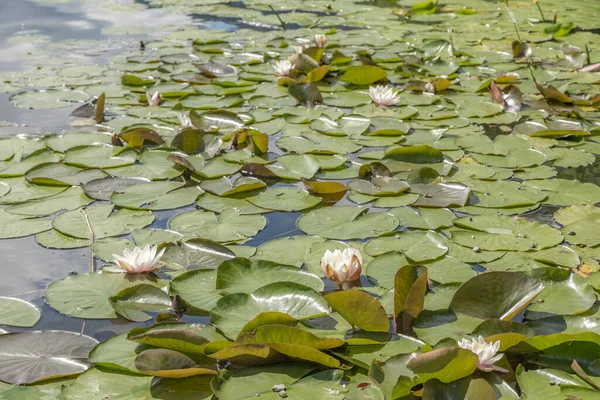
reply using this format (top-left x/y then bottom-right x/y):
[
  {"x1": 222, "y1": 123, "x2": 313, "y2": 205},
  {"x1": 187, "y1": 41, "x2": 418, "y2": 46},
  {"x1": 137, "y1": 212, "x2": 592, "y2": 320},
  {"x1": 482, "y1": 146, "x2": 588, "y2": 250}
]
[
  {"x1": 177, "y1": 113, "x2": 193, "y2": 128},
  {"x1": 458, "y1": 336, "x2": 508, "y2": 373},
  {"x1": 368, "y1": 85, "x2": 400, "y2": 108},
  {"x1": 320, "y1": 248, "x2": 362, "y2": 286},
  {"x1": 314, "y1": 33, "x2": 327, "y2": 48},
  {"x1": 113, "y1": 245, "x2": 166, "y2": 273},
  {"x1": 146, "y1": 90, "x2": 161, "y2": 106},
  {"x1": 273, "y1": 59, "x2": 295, "y2": 76}
]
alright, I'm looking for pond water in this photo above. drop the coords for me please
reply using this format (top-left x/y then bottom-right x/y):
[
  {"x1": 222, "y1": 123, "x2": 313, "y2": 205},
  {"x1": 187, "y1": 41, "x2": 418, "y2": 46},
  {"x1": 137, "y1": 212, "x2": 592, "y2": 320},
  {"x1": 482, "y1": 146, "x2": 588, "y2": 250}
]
[{"x1": 2, "y1": 0, "x2": 600, "y2": 397}]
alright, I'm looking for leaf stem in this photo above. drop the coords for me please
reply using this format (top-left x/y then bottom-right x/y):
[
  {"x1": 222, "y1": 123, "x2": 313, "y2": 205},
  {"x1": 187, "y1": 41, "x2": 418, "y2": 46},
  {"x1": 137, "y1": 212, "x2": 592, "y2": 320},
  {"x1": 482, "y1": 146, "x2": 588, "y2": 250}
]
[
  {"x1": 535, "y1": 1, "x2": 546, "y2": 22},
  {"x1": 269, "y1": 5, "x2": 286, "y2": 31},
  {"x1": 80, "y1": 208, "x2": 95, "y2": 273}
]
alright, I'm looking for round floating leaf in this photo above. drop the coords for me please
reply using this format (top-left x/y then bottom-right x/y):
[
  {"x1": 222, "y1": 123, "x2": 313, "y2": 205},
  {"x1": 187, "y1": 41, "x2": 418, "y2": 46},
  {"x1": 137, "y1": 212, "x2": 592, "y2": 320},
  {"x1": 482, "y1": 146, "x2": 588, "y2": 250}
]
[
  {"x1": 452, "y1": 215, "x2": 564, "y2": 251},
  {"x1": 52, "y1": 204, "x2": 154, "y2": 240},
  {"x1": 297, "y1": 206, "x2": 399, "y2": 240},
  {"x1": 200, "y1": 176, "x2": 265, "y2": 197},
  {"x1": 191, "y1": 109, "x2": 244, "y2": 131},
  {"x1": 111, "y1": 181, "x2": 204, "y2": 211},
  {"x1": 171, "y1": 128, "x2": 221, "y2": 155},
  {"x1": 109, "y1": 284, "x2": 172, "y2": 322},
  {"x1": 340, "y1": 65, "x2": 387, "y2": 85},
  {"x1": 83, "y1": 177, "x2": 150, "y2": 201},
  {"x1": 389, "y1": 207, "x2": 456, "y2": 230},
  {"x1": 211, "y1": 363, "x2": 315, "y2": 400},
  {"x1": 525, "y1": 179, "x2": 600, "y2": 206},
  {"x1": 252, "y1": 235, "x2": 325, "y2": 267},
  {"x1": 46, "y1": 272, "x2": 167, "y2": 319},
  {"x1": 169, "y1": 208, "x2": 267, "y2": 242},
  {"x1": 267, "y1": 154, "x2": 320, "y2": 180},
  {"x1": 211, "y1": 282, "x2": 330, "y2": 339},
  {"x1": 169, "y1": 269, "x2": 222, "y2": 314},
  {"x1": 196, "y1": 192, "x2": 268, "y2": 215},
  {"x1": 162, "y1": 238, "x2": 236, "y2": 270},
  {"x1": 88, "y1": 333, "x2": 140, "y2": 374},
  {"x1": 62, "y1": 368, "x2": 153, "y2": 399},
  {"x1": 216, "y1": 258, "x2": 324, "y2": 293},
  {"x1": 407, "y1": 347, "x2": 479, "y2": 384},
  {"x1": 289, "y1": 83, "x2": 324, "y2": 106},
  {"x1": 65, "y1": 146, "x2": 137, "y2": 169},
  {"x1": 348, "y1": 177, "x2": 410, "y2": 196},
  {"x1": 449, "y1": 272, "x2": 545, "y2": 321},
  {"x1": 385, "y1": 145, "x2": 444, "y2": 164},
  {"x1": 527, "y1": 268, "x2": 597, "y2": 316},
  {"x1": 25, "y1": 163, "x2": 107, "y2": 187},
  {"x1": 0, "y1": 331, "x2": 97, "y2": 384},
  {"x1": 0, "y1": 297, "x2": 40, "y2": 327},
  {"x1": 247, "y1": 187, "x2": 321, "y2": 211},
  {"x1": 324, "y1": 290, "x2": 389, "y2": 332},
  {"x1": 6, "y1": 187, "x2": 93, "y2": 217},
  {"x1": 410, "y1": 183, "x2": 471, "y2": 208},
  {"x1": 134, "y1": 349, "x2": 216, "y2": 378},
  {"x1": 0, "y1": 208, "x2": 52, "y2": 238},
  {"x1": 10, "y1": 89, "x2": 89, "y2": 109},
  {"x1": 365, "y1": 231, "x2": 448, "y2": 262}
]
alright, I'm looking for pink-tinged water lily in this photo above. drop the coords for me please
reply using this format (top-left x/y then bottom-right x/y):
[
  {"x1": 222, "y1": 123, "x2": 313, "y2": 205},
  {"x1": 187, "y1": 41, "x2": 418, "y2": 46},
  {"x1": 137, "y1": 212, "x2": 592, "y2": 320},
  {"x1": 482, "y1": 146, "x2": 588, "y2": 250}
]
[
  {"x1": 146, "y1": 90, "x2": 161, "y2": 106},
  {"x1": 113, "y1": 245, "x2": 166, "y2": 273},
  {"x1": 458, "y1": 336, "x2": 508, "y2": 373},
  {"x1": 368, "y1": 85, "x2": 400, "y2": 108},
  {"x1": 320, "y1": 248, "x2": 362, "y2": 286},
  {"x1": 272, "y1": 59, "x2": 295, "y2": 76},
  {"x1": 314, "y1": 33, "x2": 327, "y2": 48}
]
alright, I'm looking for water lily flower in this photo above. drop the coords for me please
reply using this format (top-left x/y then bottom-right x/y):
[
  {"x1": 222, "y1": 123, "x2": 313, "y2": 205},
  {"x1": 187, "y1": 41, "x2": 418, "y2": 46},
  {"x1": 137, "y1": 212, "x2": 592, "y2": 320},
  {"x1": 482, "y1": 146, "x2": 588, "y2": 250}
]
[
  {"x1": 113, "y1": 245, "x2": 166, "y2": 274},
  {"x1": 320, "y1": 248, "x2": 362, "y2": 286},
  {"x1": 146, "y1": 90, "x2": 161, "y2": 106},
  {"x1": 294, "y1": 46, "x2": 306, "y2": 54},
  {"x1": 314, "y1": 33, "x2": 327, "y2": 48},
  {"x1": 273, "y1": 59, "x2": 295, "y2": 76},
  {"x1": 177, "y1": 113, "x2": 193, "y2": 128},
  {"x1": 368, "y1": 85, "x2": 400, "y2": 108},
  {"x1": 457, "y1": 336, "x2": 508, "y2": 373}
]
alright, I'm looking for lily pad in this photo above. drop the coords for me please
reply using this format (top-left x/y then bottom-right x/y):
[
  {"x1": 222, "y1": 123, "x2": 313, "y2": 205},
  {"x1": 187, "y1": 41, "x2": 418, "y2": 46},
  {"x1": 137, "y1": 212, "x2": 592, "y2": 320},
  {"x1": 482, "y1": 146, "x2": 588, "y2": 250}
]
[
  {"x1": 0, "y1": 331, "x2": 97, "y2": 384},
  {"x1": 0, "y1": 297, "x2": 40, "y2": 327},
  {"x1": 247, "y1": 187, "x2": 322, "y2": 211},
  {"x1": 211, "y1": 282, "x2": 330, "y2": 339},
  {"x1": 297, "y1": 206, "x2": 399, "y2": 239}
]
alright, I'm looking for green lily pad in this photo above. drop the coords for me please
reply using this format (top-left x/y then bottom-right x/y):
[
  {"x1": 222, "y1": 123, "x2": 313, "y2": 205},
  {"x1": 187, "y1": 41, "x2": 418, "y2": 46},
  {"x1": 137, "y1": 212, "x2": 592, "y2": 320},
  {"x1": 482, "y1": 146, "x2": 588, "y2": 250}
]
[
  {"x1": 216, "y1": 258, "x2": 324, "y2": 293},
  {"x1": 169, "y1": 208, "x2": 267, "y2": 243},
  {"x1": 365, "y1": 231, "x2": 448, "y2": 262},
  {"x1": 169, "y1": 269, "x2": 222, "y2": 314},
  {"x1": 340, "y1": 65, "x2": 387, "y2": 85},
  {"x1": 0, "y1": 331, "x2": 97, "y2": 384},
  {"x1": 211, "y1": 282, "x2": 330, "y2": 339},
  {"x1": 52, "y1": 204, "x2": 154, "y2": 240},
  {"x1": 0, "y1": 297, "x2": 40, "y2": 327},
  {"x1": 297, "y1": 206, "x2": 399, "y2": 240},
  {"x1": 46, "y1": 272, "x2": 167, "y2": 319},
  {"x1": 247, "y1": 187, "x2": 322, "y2": 211},
  {"x1": 10, "y1": 89, "x2": 89, "y2": 109},
  {"x1": 450, "y1": 272, "x2": 545, "y2": 321},
  {"x1": 111, "y1": 181, "x2": 204, "y2": 210}
]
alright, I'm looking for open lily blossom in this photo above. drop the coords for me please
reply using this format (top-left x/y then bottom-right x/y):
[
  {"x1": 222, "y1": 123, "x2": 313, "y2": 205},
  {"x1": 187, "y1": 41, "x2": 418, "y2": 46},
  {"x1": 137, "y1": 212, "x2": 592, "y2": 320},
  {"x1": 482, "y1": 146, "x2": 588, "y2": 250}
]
[
  {"x1": 320, "y1": 248, "x2": 362, "y2": 286},
  {"x1": 113, "y1": 245, "x2": 166, "y2": 274},
  {"x1": 458, "y1": 336, "x2": 508, "y2": 373},
  {"x1": 273, "y1": 59, "x2": 295, "y2": 76},
  {"x1": 146, "y1": 90, "x2": 161, "y2": 106},
  {"x1": 177, "y1": 113, "x2": 193, "y2": 128},
  {"x1": 315, "y1": 34, "x2": 327, "y2": 48},
  {"x1": 368, "y1": 85, "x2": 400, "y2": 108}
]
